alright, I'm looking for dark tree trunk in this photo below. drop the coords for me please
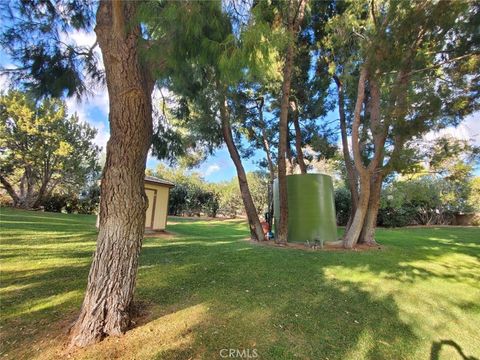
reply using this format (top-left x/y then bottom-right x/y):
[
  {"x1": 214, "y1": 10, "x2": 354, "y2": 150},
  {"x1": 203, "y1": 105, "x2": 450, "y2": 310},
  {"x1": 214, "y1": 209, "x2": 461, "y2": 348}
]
[
  {"x1": 291, "y1": 101, "x2": 307, "y2": 174},
  {"x1": 69, "y1": 0, "x2": 154, "y2": 347},
  {"x1": 219, "y1": 90, "x2": 265, "y2": 241}
]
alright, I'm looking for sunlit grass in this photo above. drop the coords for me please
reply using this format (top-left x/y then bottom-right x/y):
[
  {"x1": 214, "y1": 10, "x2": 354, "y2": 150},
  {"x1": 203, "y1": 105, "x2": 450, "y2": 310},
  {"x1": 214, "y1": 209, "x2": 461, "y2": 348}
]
[{"x1": 0, "y1": 207, "x2": 479, "y2": 359}]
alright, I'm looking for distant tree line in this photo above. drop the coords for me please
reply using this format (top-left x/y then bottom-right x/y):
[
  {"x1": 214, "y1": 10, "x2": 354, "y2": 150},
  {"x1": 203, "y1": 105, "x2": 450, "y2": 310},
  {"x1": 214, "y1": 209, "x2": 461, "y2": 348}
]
[{"x1": 149, "y1": 164, "x2": 269, "y2": 219}]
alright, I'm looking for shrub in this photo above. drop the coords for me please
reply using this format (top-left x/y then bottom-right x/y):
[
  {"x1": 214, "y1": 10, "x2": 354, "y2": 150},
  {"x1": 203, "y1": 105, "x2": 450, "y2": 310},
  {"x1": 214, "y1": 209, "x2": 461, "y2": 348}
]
[
  {"x1": 0, "y1": 193, "x2": 13, "y2": 207},
  {"x1": 41, "y1": 194, "x2": 70, "y2": 213},
  {"x1": 334, "y1": 187, "x2": 351, "y2": 226}
]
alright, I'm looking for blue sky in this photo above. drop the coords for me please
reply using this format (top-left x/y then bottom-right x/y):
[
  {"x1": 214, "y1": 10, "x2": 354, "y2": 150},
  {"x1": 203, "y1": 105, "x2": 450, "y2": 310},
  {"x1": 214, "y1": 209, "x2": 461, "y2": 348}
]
[{"x1": 1, "y1": 29, "x2": 479, "y2": 182}]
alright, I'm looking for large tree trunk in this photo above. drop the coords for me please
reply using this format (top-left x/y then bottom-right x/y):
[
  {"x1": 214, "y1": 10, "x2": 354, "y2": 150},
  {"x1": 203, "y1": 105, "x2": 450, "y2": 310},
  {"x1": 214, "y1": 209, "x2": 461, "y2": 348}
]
[
  {"x1": 359, "y1": 171, "x2": 383, "y2": 245},
  {"x1": 69, "y1": 0, "x2": 154, "y2": 347},
  {"x1": 291, "y1": 100, "x2": 307, "y2": 174},
  {"x1": 219, "y1": 90, "x2": 265, "y2": 241},
  {"x1": 343, "y1": 173, "x2": 371, "y2": 248},
  {"x1": 343, "y1": 73, "x2": 386, "y2": 248}
]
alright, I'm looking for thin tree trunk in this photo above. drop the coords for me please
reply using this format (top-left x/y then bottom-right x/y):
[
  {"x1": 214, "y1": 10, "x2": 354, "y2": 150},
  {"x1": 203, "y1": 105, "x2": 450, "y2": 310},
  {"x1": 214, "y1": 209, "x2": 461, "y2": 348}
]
[
  {"x1": 258, "y1": 106, "x2": 275, "y2": 229},
  {"x1": 277, "y1": 0, "x2": 307, "y2": 243},
  {"x1": 334, "y1": 75, "x2": 358, "y2": 232},
  {"x1": 342, "y1": 67, "x2": 369, "y2": 249},
  {"x1": 291, "y1": 100, "x2": 307, "y2": 174},
  {"x1": 219, "y1": 89, "x2": 265, "y2": 241},
  {"x1": 286, "y1": 131, "x2": 295, "y2": 175},
  {"x1": 261, "y1": 127, "x2": 275, "y2": 182},
  {"x1": 69, "y1": 0, "x2": 154, "y2": 347}
]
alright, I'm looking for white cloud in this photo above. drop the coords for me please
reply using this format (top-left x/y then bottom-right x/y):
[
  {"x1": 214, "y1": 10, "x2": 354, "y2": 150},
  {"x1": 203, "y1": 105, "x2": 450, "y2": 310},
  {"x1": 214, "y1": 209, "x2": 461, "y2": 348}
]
[
  {"x1": 205, "y1": 164, "x2": 221, "y2": 176},
  {"x1": 57, "y1": 29, "x2": 110, "y2": 151},
  {"x1": 423, "y1": 112, "x2": 480, "y2": 145},
  {"x1": 65, "y1": 92, "x2": 110, "y2": 150}
]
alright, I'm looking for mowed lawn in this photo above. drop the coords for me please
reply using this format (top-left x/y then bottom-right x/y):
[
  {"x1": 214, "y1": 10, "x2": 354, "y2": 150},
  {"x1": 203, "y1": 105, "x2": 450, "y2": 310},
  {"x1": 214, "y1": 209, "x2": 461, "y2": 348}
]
[{"x1": 0, "y1": 208, "x2": 479, "y2": 360}]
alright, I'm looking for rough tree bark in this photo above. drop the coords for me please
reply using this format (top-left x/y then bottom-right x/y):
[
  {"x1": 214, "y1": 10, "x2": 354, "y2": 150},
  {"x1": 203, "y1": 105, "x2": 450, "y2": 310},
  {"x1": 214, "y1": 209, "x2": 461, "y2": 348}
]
[
  {"x1": 291, "y1": 100, "x2": 307, "y2": 174},
  {"x1": 218, "y1": 89, "x2": 265, "y2": 241},
  {"x1": 69, "y1": 0, "x2": 154, "y2": 347},
  {"x1": 277, "y1": 0, "x2": 307, "y2": 243}
]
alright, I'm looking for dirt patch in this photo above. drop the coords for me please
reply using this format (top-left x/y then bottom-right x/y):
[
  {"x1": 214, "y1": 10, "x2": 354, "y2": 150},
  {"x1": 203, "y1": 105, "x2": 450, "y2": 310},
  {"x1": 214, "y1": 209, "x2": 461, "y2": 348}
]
[
  {"x1": 53, "y1": 301, "x2": 156, "y2": 360},
  {"x1": 248, "y1": 239, "x2": 384, "y2": 252}
]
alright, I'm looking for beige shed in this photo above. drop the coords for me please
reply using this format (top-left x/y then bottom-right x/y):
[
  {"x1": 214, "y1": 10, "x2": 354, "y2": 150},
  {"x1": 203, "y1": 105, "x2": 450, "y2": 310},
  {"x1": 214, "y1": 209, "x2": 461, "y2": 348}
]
[
  {"x1": 96, "y1": 175, "x2": 174, "y2": 231},
  {"x1": 143, "y1": 176, "x2": 175, "y2": 231}
]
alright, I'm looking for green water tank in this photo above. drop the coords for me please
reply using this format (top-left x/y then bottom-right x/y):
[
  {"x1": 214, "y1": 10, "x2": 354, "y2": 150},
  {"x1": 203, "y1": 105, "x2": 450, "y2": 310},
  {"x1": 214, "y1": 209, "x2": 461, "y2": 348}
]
[{"x1": 273, "y1": 174, "x2": 337, "y2": 243}]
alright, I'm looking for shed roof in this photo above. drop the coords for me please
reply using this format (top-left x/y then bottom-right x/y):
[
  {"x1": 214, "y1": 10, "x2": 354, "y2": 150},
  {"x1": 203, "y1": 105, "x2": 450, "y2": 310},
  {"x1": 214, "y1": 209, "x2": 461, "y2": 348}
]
[{"x1": 144, "y1": 175, "x2": 175, "y2": 188}]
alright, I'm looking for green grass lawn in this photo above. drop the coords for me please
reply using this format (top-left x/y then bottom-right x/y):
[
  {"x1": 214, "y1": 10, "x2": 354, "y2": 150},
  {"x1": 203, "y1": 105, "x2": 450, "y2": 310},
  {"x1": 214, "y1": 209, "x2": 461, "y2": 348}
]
[{"x1": 1, "y1": 207, "x2": 479, "y2": 360}]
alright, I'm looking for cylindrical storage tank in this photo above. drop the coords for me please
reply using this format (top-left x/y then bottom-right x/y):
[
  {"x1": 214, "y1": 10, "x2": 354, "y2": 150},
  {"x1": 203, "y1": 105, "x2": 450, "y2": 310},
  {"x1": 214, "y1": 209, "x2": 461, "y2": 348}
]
[{"x1": 273, "y1": 174, "x2": 337, "y2": 244}]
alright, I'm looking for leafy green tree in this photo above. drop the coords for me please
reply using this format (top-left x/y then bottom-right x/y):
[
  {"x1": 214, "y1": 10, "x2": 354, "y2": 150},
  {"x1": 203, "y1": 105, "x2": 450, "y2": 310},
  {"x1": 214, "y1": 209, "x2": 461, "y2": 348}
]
[
  {"x1": 142, "y1": 0, "x2": 281, "y2": 241},
  {"x1": 323, "y1": 0, "x2": 479, "y2": 248},
  {"x1": 150, "y1": 164, "x2": 219, "y2": 217},
  {"x1": 0, "y1": 91, "x2": 100, "y2": 209},
  {"x1": 217, "y1": 171, "x2": 270, "y2": 218},
  {"x1": 467, "y1": 177, "x2": 480, "y2": 212}
]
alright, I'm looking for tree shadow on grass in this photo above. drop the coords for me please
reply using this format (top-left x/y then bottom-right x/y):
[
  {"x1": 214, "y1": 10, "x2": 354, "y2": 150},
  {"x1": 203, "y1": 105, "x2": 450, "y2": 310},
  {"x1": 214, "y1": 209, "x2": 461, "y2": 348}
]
[
  {"x1": 1, "y1": 213, "x2": 479, "y2": 359},
  {"x1": 133, "y1": 240, "x2": 419, "y2": 359},
  {"x1": 430, "y1": 340, "x2": 479, "y2": 360}
]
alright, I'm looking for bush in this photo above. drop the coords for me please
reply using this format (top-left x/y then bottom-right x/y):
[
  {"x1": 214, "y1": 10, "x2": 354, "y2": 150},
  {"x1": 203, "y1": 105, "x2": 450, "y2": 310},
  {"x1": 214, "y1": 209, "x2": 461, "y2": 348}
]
[
  {"x1": 40, "y1": 193, "x2": 87, "y2": 214},
  {"x1": 378, "y1": 205, "x2": 417, "y2": 227},
  {"x1": 334, "y1": 187, "x2": 351, "y2": 226},
  {"x1": 0, "y1": 193, "x2": 13, "y2": 207},
  {"x1": 168, "y1": 183, "x2": 219, "y2": 217},
  {"x1": 41, "y1": 193, "x2": 70, "y2": 213},
  {"x1": 77, "y1": 185, "x2": 100, "y2": 214}
]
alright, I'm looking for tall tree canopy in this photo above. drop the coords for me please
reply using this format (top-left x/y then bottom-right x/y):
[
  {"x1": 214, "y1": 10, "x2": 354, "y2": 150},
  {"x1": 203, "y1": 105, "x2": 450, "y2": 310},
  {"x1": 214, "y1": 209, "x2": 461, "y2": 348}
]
[{"x1": 322, "y1": 0, "x2": 479, "y2": 247}]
